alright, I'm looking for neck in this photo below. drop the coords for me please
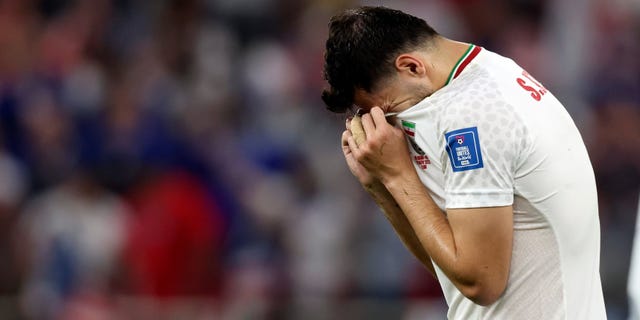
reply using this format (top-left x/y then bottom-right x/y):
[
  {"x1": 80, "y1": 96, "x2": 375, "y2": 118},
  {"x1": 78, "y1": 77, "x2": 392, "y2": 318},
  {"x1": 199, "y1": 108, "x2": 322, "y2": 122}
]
[
  {"x1": 387, "y1": 38, "x2": 473, "y2": 115},
  {"x1": 429, "y1": 37, "x2": 474, "y2": 91}
]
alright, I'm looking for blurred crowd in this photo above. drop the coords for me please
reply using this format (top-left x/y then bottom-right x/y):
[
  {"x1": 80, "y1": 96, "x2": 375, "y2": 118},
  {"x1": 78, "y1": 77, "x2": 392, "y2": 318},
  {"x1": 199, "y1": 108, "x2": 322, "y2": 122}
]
[{"x1": 0, "y1": 0, "x2": 637, "y2": 319}]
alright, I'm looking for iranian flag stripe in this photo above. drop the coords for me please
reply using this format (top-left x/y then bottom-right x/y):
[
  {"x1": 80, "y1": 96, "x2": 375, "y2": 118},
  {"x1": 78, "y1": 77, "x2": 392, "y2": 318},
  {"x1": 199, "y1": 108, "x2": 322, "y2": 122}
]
[
  {"x1": 402, "y1": 120, "x2": 415, "y2": 137},
  {"x1": 445, "y1": 44, "x2": 482, "y2": 86}
]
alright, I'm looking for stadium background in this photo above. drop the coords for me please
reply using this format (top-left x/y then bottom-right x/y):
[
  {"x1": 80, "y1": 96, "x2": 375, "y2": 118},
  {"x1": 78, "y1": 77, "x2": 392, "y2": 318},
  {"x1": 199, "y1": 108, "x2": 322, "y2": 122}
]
[{"x1": 0, "y1": 0, "x2": 637, "y2": 318}]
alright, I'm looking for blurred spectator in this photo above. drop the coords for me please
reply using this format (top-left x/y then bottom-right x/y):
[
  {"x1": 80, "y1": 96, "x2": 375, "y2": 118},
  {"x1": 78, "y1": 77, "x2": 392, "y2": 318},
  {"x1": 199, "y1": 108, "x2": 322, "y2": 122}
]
[
  {"x1": 124, "y1": 171, "x2": 226, "y2": 298},
  {"x1": 0, "y1": 141, "x2": 27, "y2": 320},
  {"x1": 18, "y1": 169, "x2": 128, "y2": 319},
  {"x1": 18, "y1": 87, "x2": 74, "y2": 192}
]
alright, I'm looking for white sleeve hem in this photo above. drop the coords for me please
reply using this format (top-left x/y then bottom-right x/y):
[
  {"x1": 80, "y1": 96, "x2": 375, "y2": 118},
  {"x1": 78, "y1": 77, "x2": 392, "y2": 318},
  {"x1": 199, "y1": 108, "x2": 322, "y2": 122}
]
[{"x1": 445, "y1": 189, "x2": 513, "y2": 209}]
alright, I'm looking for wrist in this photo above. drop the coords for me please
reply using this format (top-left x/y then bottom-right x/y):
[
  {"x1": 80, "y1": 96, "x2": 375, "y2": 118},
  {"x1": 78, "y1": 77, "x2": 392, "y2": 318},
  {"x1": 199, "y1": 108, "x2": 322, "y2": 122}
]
[
  {"x1": 363, "y1": 179, "x2": 385, "y2": 194},
  {"x1": 381, "y1": 169, "x2": 420, "y2": 190}
]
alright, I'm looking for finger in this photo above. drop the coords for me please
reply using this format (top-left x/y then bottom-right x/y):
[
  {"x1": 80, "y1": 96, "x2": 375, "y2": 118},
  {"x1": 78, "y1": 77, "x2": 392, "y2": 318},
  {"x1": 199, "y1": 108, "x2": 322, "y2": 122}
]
[
  {"x1": 345, "y1": 116, "x2": 353, "y2": 130},
  {"x1": 341, "y1": 130, "x2": 352, "y2": 147},
  {"x1": 370, "y1": 107, "x2": 388, "y2": 127},
  {"x1": 350, "y1": 115, "x2": 366, "y2": 146},
  {"x1": 361, "y1": 113, "x2": 376, "y2": 136},
  {"x1": 346, "y1": 136, "x2": 360, "y2": 156}
]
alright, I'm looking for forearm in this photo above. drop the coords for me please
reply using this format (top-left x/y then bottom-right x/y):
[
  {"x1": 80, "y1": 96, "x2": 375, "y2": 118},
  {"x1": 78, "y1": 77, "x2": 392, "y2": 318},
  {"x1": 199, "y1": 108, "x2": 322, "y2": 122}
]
[
  {"x1": 382, "y1": 173, "x2": 476, "y2": 293},
  {"x1": 383, "y1": 171, "x2": 512, "y2": 305},
  {"x1": 364, "y1": 180, "x2": 435, "y2": 276}
]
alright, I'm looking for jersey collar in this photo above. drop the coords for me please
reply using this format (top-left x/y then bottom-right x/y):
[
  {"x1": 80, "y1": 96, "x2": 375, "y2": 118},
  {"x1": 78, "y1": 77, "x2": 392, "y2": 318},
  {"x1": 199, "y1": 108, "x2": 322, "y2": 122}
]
[{"x1": 444, "y1": 44, "x2": 482, "y2": 86}]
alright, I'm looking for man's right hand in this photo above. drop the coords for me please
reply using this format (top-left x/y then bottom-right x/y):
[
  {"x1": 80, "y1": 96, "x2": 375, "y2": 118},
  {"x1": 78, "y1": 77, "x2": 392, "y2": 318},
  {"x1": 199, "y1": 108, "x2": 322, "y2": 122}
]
[{"x1": 342, "y1": 117, "x2": 375, "y2": 187}]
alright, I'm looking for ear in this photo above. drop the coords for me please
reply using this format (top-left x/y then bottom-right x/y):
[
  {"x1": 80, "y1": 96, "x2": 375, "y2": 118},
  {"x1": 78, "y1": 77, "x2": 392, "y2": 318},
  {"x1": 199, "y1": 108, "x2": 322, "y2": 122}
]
[{"x1": 395, "y1": 53, "x2": 427, "y2": 78}]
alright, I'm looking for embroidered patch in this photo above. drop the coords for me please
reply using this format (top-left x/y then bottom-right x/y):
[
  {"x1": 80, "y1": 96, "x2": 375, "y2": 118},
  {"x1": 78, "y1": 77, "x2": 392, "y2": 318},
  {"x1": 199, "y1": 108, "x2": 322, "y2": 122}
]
[
  {"x1": 400, "y1": 120, "x2": 429, "y2": 170},
  {"x1": 401, "y1": 120, "x2": 425, "y2": 155},
  {"x1": 444, "y1": 127, "x2": 484, "y2": 172},
  {"x1": 401, "y1": 120, "x2": 416, "y2": 137}
]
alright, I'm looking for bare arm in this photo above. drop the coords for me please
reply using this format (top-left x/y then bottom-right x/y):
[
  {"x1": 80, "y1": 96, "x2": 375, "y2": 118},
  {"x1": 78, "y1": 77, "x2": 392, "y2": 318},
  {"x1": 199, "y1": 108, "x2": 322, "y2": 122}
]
[
  {"x1": 342, "y1": 128, "x2": 435, "y2": 276},
  {"x1": 364, "y1": 180, "x2": 436, "y2": 276},
  {"x1": 384, "y1": 172, "x2": 513, "y2": 305},
  {"x1": 349, "y1": 107, "x2": 513, "y2": 306}
]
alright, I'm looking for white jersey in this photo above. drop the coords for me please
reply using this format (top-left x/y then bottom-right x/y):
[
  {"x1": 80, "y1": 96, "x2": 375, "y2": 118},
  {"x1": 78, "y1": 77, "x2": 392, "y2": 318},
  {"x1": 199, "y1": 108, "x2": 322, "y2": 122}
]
[{"x1": 394, "y1": 45, "x2": 606, "y2": 319}]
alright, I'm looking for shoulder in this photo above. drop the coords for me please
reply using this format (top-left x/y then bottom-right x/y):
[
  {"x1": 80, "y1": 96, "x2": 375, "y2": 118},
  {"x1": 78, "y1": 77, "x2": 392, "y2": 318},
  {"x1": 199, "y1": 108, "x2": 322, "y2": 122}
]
[
  {"x1": 436, "y1": 76, "x2": 532, "y2": 174},
  {"x1": 440, "y1": 66, "x2": 521, "y2": 133}
]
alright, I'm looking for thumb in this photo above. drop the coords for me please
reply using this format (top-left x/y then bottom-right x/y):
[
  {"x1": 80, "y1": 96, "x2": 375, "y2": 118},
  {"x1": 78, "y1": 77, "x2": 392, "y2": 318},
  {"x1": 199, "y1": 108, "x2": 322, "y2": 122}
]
[{"x1": 350, "y1": 115, "x2": 366, "y2": 147}]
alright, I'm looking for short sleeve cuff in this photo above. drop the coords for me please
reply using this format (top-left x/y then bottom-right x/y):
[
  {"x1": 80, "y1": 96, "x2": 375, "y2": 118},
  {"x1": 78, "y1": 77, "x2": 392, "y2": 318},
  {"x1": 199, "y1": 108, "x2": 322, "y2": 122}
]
[{"x1": 445, "y1": 189, "x2": 514, "y2": 209}]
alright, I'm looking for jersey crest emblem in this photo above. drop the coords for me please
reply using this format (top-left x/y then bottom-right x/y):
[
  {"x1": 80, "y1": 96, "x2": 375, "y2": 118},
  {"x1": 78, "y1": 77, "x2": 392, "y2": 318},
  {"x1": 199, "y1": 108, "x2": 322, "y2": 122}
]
[{"x1": 445, "y1": 127, "x2": 484, "y2": 172}]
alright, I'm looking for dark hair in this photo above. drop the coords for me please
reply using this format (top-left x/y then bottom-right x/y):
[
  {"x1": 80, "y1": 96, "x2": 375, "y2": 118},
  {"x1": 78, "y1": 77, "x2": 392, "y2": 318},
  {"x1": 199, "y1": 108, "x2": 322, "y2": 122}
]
[{"x1": 321, "y1": 6, "x2": 438, "y2": 113}]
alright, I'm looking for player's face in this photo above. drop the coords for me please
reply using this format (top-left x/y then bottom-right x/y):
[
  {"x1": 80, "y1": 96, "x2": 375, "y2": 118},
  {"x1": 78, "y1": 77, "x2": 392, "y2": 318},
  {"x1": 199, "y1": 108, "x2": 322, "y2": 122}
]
[{"x1": 353, "y1": 76, "x2": 434, "y2": 115}]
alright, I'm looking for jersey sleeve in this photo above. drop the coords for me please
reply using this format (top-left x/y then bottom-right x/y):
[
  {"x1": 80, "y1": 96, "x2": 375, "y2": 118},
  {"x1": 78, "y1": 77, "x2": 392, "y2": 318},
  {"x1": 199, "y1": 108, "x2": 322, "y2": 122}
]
[{"x1": 440, "y1": 101, "x2": 527, "y2": 209}]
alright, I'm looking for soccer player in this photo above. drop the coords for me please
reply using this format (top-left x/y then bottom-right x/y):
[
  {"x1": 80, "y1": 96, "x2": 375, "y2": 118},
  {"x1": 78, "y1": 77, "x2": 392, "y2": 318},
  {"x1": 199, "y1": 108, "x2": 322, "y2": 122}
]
[{"x1": 321, "y1": 6, "x2": 606, "y2": 319}]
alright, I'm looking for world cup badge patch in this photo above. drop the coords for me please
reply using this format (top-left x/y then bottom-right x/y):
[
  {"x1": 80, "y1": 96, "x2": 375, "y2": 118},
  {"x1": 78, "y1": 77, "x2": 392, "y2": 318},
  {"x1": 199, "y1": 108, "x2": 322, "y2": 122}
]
[
  {"x1": 444, "y1": 126, "x2": 484, "y2": 172},
  {"x1": 401, "y1": 120, "x2": 430, "y2": 170}
]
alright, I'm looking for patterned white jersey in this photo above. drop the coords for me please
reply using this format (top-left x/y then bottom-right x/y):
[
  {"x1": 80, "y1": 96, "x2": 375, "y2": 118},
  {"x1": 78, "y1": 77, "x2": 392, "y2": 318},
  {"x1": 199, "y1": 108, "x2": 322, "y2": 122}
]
[{"x1": 394, "y1": 45, "x2": 606, "y2": 319}]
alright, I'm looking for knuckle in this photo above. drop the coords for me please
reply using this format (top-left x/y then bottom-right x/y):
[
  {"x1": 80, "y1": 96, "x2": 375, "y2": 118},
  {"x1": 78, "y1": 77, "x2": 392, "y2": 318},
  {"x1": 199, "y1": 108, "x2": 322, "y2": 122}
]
[
  {"x1": 364, "y1": 138, "x2": 377, "y2": 149},
  {"x1": 359, "y1": 143, "x2": 370, "y2": 154},
  {"x1": 358, "y1": 143, "x2": 374, "y2": 157}
]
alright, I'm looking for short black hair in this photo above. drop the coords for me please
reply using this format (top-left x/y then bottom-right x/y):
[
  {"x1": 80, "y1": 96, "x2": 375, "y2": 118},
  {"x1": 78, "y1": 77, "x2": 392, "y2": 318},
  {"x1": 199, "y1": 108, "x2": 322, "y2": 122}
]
[{"x1": 321, "y1": 6, "x2": 438, "y2": 113}]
